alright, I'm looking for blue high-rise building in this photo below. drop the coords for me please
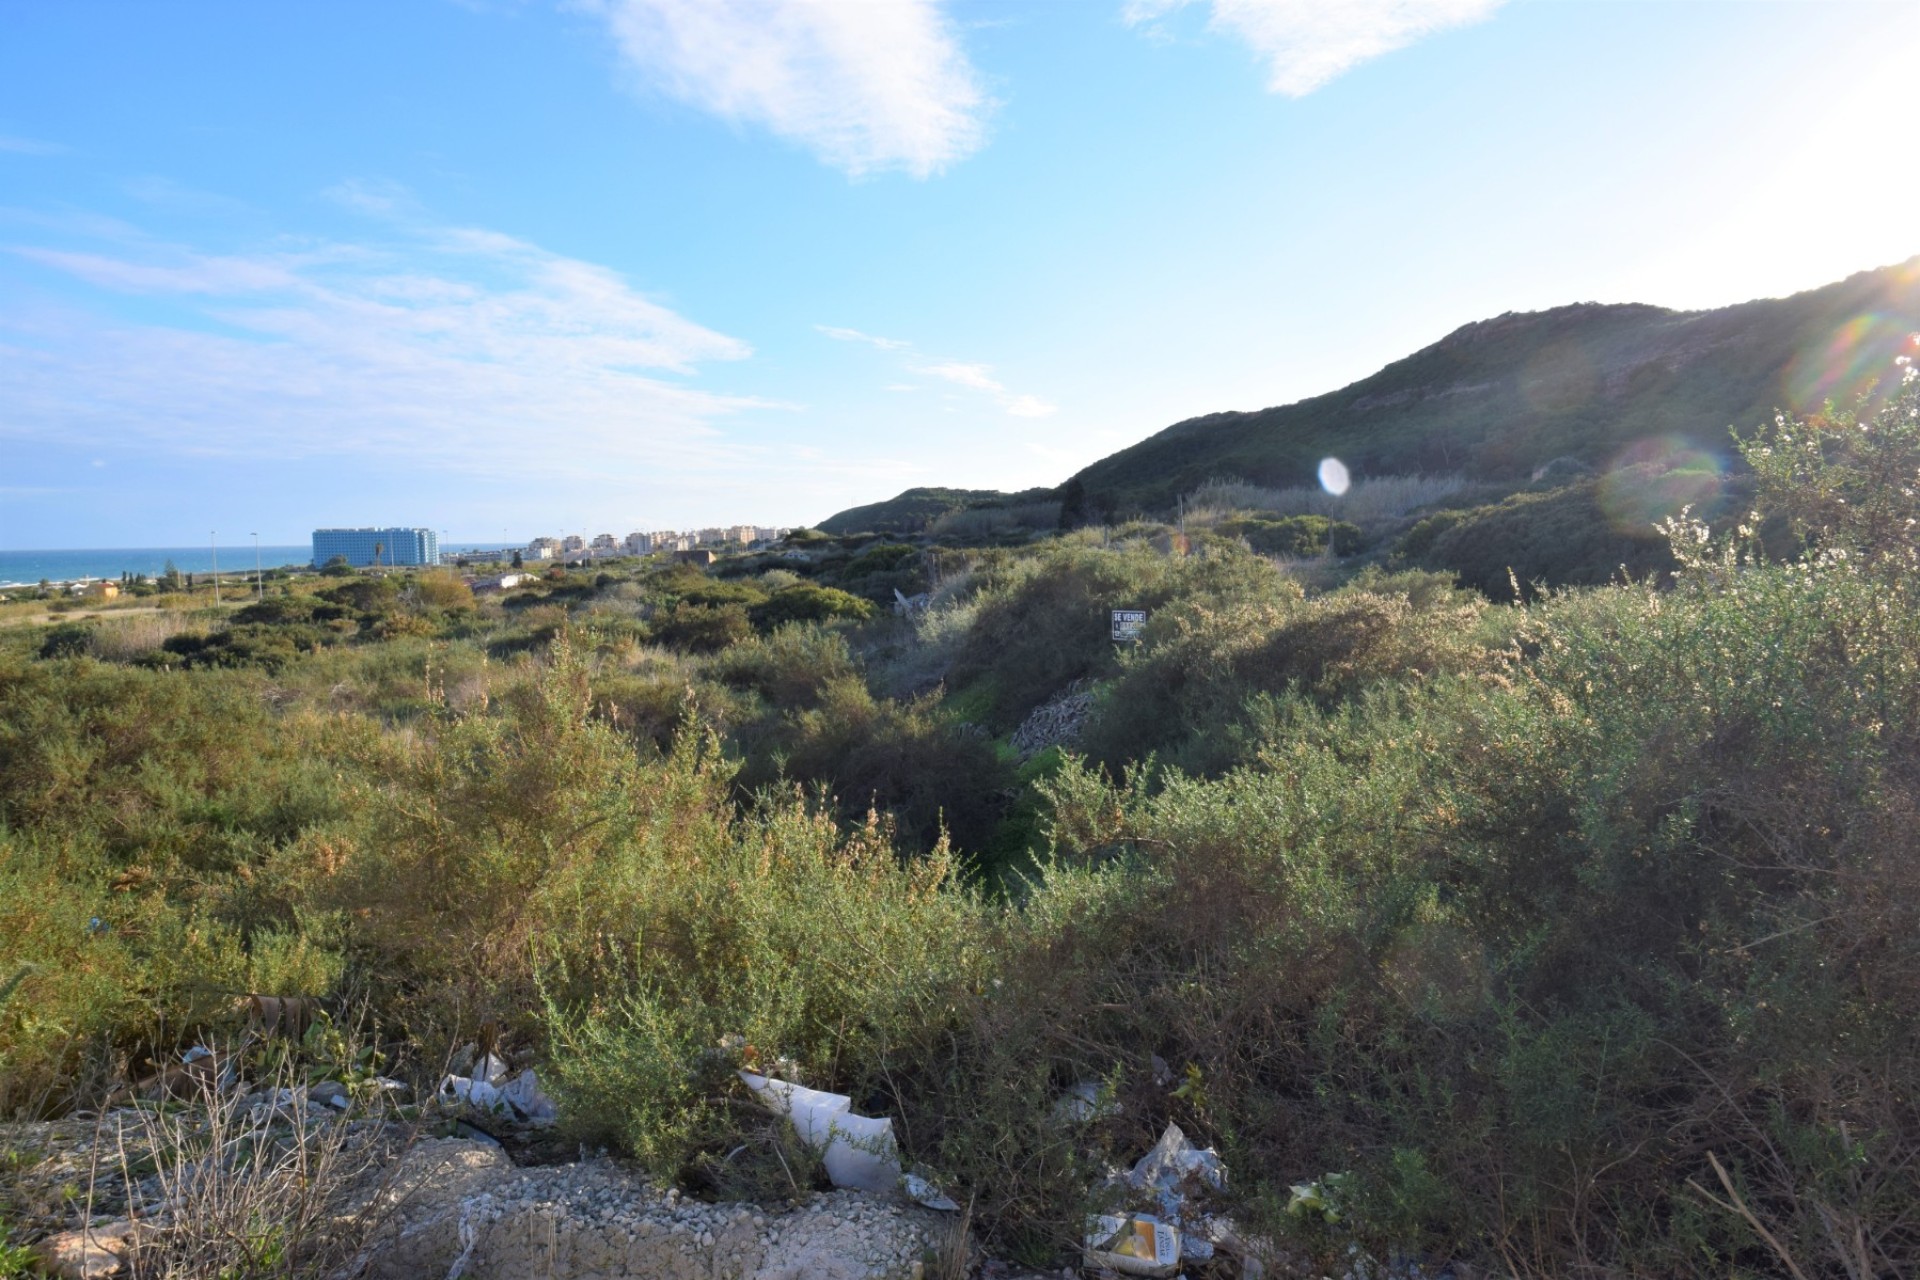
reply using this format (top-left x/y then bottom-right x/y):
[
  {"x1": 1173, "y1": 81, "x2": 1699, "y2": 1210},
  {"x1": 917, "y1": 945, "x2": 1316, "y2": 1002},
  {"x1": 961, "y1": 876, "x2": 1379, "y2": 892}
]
[{"x1": 311, "y1": 528, "x2": 439, "y2": 569}]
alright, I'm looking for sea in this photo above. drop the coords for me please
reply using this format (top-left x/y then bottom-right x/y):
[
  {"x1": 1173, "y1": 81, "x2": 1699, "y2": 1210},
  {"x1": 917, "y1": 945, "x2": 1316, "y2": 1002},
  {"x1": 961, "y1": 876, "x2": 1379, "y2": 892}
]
[{"x1": 0, "y1": 544, "x2": 512, "y2": 588}]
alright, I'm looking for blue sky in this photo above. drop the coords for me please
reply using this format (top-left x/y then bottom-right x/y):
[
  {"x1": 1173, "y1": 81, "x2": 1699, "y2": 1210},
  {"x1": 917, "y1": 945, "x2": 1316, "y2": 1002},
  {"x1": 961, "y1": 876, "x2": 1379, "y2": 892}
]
[{"x1": 3, "y1": 0, "x2": 1917, "y2": 547}]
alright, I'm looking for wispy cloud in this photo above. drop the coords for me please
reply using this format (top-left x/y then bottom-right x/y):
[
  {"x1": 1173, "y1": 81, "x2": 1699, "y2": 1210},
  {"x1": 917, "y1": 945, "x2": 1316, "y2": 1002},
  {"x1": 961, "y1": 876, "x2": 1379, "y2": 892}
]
[
  {"x1": 0, "y1": 134, "x2": 64, "y2": 156},
  {"x1": 583, "y1": 0, "x2": 989, "y2": 177},
  {"x1": 818, "y1": 326, "x2": 1056, "y2": 418},
  {"x1": 1, "y1": 202, "x2": 767, "y2": 479},
  {"x1": 1126, "y1": 0, "x2": 1506, "y2": 96},
  {"x1": 815, "y1": 323, "x2": 910, "y2": 350}
]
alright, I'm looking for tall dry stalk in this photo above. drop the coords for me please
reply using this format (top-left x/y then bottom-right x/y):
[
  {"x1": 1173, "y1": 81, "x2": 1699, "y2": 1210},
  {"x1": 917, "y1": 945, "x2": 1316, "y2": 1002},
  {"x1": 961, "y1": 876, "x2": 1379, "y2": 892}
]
[{"x1": 108, "y1": 1060, "x2": 397, "y2": 1279}]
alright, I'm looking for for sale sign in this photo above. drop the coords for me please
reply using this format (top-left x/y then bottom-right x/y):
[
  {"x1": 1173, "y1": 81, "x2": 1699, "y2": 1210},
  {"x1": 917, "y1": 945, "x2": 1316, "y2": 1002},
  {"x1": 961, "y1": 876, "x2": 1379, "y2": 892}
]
[{"x1": 1111, "y1": 608, "x2": 1147, "y2": 644}]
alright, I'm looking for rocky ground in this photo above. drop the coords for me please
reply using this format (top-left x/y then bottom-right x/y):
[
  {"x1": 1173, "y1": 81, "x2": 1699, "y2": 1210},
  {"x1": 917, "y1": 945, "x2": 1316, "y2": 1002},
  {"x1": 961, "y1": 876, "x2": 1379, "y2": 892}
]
[
  {"x1": 0, "y1": 1116, "x2": 1019, "y2": 1280},
  {"x1": 355, "y1": 1138, "x2": 961, "y2": 1280},
  {"x1": 2, "y1": 1097, "x2": 1459, "y2": 1280}
]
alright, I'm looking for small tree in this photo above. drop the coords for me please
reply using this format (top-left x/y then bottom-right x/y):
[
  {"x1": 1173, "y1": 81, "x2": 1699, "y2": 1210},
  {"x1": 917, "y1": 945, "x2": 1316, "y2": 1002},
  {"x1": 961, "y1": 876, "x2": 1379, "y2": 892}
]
[
  {"x1": 512, "y1": 550, "x2": 524, "y2": 569},
  {"x1": 1057, "y1": 477, "x2": 1088, "y2": 529},
  {"x1": 1738, "y1": 338, "x2": 1920, "y2": 575}
]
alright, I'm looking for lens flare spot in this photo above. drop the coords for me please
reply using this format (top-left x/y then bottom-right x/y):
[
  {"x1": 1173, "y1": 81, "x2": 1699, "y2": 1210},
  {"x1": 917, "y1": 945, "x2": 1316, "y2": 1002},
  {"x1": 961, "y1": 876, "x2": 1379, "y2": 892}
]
[
  {"x1": 1596, "y1": 437, "x2": 1726, "y2": 534},
  {"x1": 1782, "y1": 310, "x2": 1916, "y2": 414},
  {"x1": 1318, "y1": 457, "x2": 1350, "y2": 496}
]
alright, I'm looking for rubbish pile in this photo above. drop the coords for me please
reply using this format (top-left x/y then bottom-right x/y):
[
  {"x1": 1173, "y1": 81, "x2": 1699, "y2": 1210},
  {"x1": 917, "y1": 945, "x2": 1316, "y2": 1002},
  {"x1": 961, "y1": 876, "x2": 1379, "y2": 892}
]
[
  {"x1": 438, "y1": 1051, "x2": 557, "y2": 1128},
  {"x1": 1083, "y1": 1121, "x2": 1251, "y2": 1278}
]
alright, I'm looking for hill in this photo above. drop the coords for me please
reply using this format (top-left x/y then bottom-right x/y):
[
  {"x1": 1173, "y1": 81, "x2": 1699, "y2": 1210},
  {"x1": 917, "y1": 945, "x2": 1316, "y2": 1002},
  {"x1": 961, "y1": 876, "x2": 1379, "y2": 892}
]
[
  {"x1": 1061, "y1": 257, "x2": 1920, "y2": 515},
  {"x1": 816, "y1": 486, "x2": 1056, "y2": 536}
]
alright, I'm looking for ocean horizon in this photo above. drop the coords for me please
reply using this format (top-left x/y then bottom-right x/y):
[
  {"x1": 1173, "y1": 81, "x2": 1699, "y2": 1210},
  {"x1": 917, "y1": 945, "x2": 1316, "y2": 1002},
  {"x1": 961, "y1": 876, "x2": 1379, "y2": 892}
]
[{"x1": 0, "y1": 544, "x2": 512, "y2": 588}]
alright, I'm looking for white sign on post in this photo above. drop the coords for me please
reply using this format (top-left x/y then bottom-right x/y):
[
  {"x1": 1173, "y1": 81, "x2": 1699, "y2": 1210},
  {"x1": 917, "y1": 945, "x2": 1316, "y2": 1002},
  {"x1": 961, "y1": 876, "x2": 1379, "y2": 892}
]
[{"x1": 1111, "y1": 608, "x2": 1147, "y2": 644}]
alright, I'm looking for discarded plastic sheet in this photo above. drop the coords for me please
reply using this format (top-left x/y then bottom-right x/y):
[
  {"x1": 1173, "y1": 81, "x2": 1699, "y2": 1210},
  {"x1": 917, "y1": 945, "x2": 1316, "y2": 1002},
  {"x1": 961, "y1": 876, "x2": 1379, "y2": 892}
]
[
  {"x1": 740, "y1": 1070, "x2": 958, "y2": 1205},
  {"x1": 498, "y1": 1068, "x2": 557, "y2": 1125},
  {"x1": 1050, "y1": 1079, "x2": 1120, "y2": 1126},
  {"x1": 1128, "y1": 1121, "x2": 1226, "y2": 1219},
  {"x1": 821, "y1": 1111, "x2": 900, "y2": 1193},
  {"x1": 1084, "y1": 1213, "x2": 1181, "y2": 1277},
  {"x1": 739, "y1": 1071, "x2": 852, "y2": 1149},
  {"x1": 902, "y1": 1173, "x2": 960, "y2": 1212},
  {"x1": 439, "y1": 1067, "x2": 557, "y2": 1126}
]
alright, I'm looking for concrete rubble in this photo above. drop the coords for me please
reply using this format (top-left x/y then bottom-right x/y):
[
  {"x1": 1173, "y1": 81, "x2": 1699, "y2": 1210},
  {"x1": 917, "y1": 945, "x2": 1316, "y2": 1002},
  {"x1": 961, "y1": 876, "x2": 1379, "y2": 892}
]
[{"x1": 356, "y1": 1138, "x2": 952, "y2": 1280}]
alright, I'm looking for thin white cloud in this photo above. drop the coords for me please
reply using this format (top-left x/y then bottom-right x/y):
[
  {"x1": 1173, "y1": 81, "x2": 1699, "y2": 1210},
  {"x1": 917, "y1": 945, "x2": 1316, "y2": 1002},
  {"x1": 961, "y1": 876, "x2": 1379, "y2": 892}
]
[
  {"x1": 583, "y1": 0, "x2": 989, "y2": 177},
  {"x1": 1, "y1": 209, "x2": 767, "y2": 480},
  {"x1": 0, "y1": 135, "x2": 64, "y2": 156},
  {"x1": 816, "y1": 323, "x2": 910, "y2": 350},
  {"x1": 915, "y1": 360, "x2": 1003, "y2": 393},
  {"x1": 1126, "y1": 0, "x2": 1506, "y2": 96},
  {"x1": 818, "y1": 325, "x2": 1056, "y2": 418}
]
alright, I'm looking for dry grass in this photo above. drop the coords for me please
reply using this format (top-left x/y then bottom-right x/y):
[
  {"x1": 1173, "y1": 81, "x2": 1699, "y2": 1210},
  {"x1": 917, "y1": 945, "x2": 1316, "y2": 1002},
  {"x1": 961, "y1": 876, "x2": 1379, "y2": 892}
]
[
  {"x1": 102, "y1": 1062, "x2": 403, "y2": 1280},
  {"x1": 928, "y1": 502, "x2": 1061, "y2": 539},
  {"x1": 1186, "y1": 473, "x2": 1469, "y2": 527},
  {"x1": 87, "y1": 613, "x2": 202, "y2": 663}
]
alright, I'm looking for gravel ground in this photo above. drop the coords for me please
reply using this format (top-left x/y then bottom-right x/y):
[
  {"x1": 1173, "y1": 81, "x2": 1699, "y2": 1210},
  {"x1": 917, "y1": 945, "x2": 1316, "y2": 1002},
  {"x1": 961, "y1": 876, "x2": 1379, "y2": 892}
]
[{"x1": 357, "y1": 1138, "x2": 954, "y2": 1280}]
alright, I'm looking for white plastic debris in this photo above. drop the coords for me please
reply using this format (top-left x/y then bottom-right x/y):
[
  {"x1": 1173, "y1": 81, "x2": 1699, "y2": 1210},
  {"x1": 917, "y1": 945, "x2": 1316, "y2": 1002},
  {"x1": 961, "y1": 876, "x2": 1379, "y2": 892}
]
[
  {"x1": 903, "y1": 1173, "x2": 961, "y2": 1212},
  {"x1": 1050, "y1": 1079, "x2": 1120, "y2": 1126},
  {"x1": 439, "y1": 1067, "x2": 557, "y2": 1126},
  {"x1": 821, "y1": 1111, "x2": 900, "y2": 1193},
  {"x1": 1084, "y1": 1212, "x2": 1181, "y2": 1276},
  {"x1": 1128, "y1": 1121, "x2": 1226, "y2": 1218},
  {"x1": 739, "y1": 1070, "x2": 955, "y2": 1204},
  {"x1": 739, "y1": 1071, "x2": 853, "y2": 1148},
  {"x1": 498, "y1": 1068, "x2": 557, "y2": 1125}
]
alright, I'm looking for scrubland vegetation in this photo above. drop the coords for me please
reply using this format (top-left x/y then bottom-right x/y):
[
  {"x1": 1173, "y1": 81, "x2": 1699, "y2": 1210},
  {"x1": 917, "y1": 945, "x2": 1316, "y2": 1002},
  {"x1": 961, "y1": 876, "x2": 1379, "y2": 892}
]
[{"x1": 6, "y1": 370, "x2": 1920, "y2": 1277}]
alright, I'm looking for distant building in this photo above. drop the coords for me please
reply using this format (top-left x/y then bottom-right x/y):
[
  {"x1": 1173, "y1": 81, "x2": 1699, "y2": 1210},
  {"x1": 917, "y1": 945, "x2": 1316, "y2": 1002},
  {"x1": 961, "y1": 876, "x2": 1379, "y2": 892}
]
[
  {"x1": 527, "y1": 537, "x2": 561, "y2": 560},
  {"x1": 83, "y1": 580, "x2": 120, "y2": 599},
  {"x1": 590, "y1": 533, "x2": 619, "y2": 556},
  {"x1": 562, "y1": 535, "x2": 586, "y2": 554},
  {"x1": 675, "y1": 548, "x2": 717, "y2": 567},
  {"x1": 474, "y1": 572, "x2": 532, "y2": 592},
  {"x1": 624, "y1": 531, "x2": 651, "y2": 555},
  {"x1": 311, "y1": 528, "x2": 439, "y2": 569}
]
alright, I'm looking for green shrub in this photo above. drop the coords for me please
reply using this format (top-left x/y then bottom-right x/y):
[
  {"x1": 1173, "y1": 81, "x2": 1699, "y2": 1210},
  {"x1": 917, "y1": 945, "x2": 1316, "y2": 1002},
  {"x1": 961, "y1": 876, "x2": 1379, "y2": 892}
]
[
  {"x1": 1401, "y1": 476, "x2": 1695, "y2": 598},
  {"x1": 1082, "y1": 570, "x2": 1499, "y2": 772},
  {"x1": 1213, "y1": 513, "x2": 1362, "y2": 557},
  {"x1": 733, "y1": 677, "x2": 1013, "y2": 854},
  {"x1": 651, "y1": 603, "x2": 754, "y2": 654},
  {"x1": 950, "y1": 544, "x2": 1280, "y2": 728},
  {"x1": 751, "y1": 583, "x2": 875, "y2": 628}
]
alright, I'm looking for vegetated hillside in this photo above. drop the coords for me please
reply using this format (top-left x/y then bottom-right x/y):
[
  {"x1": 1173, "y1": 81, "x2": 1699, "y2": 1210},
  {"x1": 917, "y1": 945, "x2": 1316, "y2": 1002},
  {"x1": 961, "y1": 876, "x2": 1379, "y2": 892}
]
[
  {"x1": 7, "y1": 366, "x2": 1920, "y2": 1277},
  {"x1": 1068, "y1": 257, "x2": 1920, "y2": 514},
  {"x1": 817, "y1": 486, "x2": 1054, "y2": 535}
]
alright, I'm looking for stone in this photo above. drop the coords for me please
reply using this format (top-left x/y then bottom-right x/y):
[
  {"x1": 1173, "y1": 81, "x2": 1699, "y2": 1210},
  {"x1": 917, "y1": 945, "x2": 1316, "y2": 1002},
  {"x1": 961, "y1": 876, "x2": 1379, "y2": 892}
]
[{"x1": 31, "y1": 1221, "x2": 135, "y2": 1279}]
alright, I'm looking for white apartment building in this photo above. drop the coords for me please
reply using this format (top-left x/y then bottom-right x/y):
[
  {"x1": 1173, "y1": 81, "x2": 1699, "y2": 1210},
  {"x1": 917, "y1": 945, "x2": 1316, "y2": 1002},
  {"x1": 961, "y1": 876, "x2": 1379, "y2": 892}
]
[
  {"x1": 561, "y1": 534, "x2": 586, "y2": 554},
  {"x1": 526, "y1": 537, "x2": 562, "y2": 560},
  {"x1": 624, "y1": 531, "x2": 652, "y2": 555}
]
